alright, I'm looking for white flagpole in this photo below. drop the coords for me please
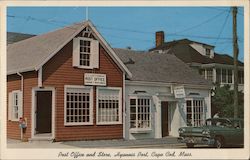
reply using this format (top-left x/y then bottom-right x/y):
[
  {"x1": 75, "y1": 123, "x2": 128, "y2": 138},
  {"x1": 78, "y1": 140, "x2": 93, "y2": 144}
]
[{"x1": 86, "y1": 7, "x2": 88, "y2": 21}]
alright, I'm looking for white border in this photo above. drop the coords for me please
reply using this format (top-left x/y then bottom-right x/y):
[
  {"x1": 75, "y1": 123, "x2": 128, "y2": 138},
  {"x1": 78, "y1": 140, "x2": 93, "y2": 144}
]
[{"x1": 1, "y1": 1, "x2": 249, "y2": 160}]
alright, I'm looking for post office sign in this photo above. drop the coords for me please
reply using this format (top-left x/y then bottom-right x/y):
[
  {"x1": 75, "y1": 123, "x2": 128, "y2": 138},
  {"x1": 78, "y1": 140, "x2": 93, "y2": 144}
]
[
  {"x1": 84, "y1": 73, "x2": 107, "y2": 86},
  {"x1": 174, "y1": 86, "x2": 186, "y2": 98}
]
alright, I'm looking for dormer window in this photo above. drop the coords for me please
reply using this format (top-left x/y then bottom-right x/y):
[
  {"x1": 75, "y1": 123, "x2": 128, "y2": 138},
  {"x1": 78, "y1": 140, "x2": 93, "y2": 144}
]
[
  {"x1": 73, "y1": 37, "x2": 99, "y2": 69},
  {"x1": 205, "y1": 48, "x2": 211, "y2": 56}
]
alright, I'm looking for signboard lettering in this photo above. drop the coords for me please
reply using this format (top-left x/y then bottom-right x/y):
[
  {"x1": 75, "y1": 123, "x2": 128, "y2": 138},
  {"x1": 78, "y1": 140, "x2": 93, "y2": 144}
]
[
  {"x1": 84, "y1": 73, "x2": 106, "y2": 86},
  {"x1": 174, "y1": 86, "x2": 185, "y2": 98}
]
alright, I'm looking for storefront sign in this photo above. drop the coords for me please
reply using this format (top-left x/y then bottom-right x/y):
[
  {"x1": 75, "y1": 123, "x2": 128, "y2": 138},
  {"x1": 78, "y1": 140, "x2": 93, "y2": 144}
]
[
  {"x1": 174, "y1": 86, "x2": 185, "y2": 98},
  {"x1": 84, "y1": 73, "x2": 106, "y2": 86}
]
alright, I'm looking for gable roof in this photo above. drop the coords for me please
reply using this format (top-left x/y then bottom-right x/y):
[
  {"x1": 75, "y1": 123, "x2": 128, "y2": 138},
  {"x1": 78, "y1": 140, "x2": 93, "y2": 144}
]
[
  {"x1": 7, "y1": 32, "x2": 35, "y2": 44},
  {"x1": 7, "y1": 21, "x2": 132, "y2": 78},
  {"x1": 114, "y1": 48, "x2": 211, "y2": 86},
  {"x1": 149, "y1": 39, "x2": 244, "y2": 66}
]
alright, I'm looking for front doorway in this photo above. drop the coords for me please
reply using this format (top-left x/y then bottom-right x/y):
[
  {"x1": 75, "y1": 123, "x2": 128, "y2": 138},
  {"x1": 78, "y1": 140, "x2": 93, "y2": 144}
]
[
  {"x1": 32, "y1": 87, "x2": 55, "y2": 140},
  {"x1": 161, "y1": 101, "x2": 169, "y2": 137},
  {"x1": 35, "y1": 91, "x2": 52, "y2": 134}
]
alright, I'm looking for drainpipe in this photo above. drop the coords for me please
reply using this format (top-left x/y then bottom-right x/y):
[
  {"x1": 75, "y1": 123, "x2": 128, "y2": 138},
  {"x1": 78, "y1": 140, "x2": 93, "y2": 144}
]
[
  {"x1": 38, "y1": 67, "x2": 43, "y2": 88},
  {"x1": 17, "y1": 72, "x2": 24, "y2": 141}
]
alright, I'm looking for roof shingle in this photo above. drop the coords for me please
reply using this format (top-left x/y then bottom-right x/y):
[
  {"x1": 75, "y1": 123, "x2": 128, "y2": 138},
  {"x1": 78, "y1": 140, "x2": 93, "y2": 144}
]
[{"x1": 114, "y1": 48, "x2": 211, "y2": 86}]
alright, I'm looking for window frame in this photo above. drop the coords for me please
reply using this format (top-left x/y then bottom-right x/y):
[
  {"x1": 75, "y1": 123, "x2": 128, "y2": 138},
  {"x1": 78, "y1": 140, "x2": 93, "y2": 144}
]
[
  {"x1": 79, "y1": 38, "x2": 91, "y2": 67},
  {"x1": 9, "y1": 90, "x2": 22, "y2": 121},
  {"x1": 216, "y1": 68, "x2": 233, "y2": 84},
  {"x1": 64, "y1": 85, "x2": 94, "y2": 126},
  {"x1": 129, "y1": 95, "x2": 152, "y2": 131},
  {"x1": 185, "y1": 98, "x2": 205, "y2": 127},
  {"x1": 96, "y1": 87, "x2": 122, "y2": 125},
  {"x1": 77, "y1": 37, "x2": 93, "y2": 69},
  {"x1": 73, "y1": 37, "x2": 99, "y2": 69}
]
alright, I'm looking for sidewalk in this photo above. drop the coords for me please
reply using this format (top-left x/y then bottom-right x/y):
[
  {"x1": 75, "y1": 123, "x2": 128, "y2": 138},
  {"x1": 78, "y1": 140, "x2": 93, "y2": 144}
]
[{"x1": 7, "y1": 136, "x2": 179, "y2": 148}]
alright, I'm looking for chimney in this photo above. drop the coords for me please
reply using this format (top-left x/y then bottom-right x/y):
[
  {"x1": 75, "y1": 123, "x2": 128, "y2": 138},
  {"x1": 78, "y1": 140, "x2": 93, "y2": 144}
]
[{"x1": 155, "y1": 31, "x2": 165, "y2": 47}]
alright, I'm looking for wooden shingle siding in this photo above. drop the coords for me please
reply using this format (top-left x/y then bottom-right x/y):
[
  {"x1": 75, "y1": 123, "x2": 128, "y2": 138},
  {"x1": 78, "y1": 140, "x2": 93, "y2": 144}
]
[
  {"x1": 7, "y1": 71, "x2": 38, "y2": 140},
  {"x1": 43, "y1": 39, "x2": 123, "y2": 141}
]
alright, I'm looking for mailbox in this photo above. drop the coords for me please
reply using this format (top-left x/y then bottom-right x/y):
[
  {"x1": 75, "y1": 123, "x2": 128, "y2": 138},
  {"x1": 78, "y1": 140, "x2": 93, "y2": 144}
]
[{"x1": 19, "y1": 117, "x2": 27, "y2": 129}]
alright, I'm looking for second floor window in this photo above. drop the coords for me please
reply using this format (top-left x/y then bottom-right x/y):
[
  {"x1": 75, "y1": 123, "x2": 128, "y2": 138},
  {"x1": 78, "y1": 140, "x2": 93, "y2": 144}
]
[
  {"x1": 73, "y1": 37, "x2": 99, "y2": 69},
  {"x1": 216, "y1": 68, "x2": 233, "y2": 84},
  {"x1": 205, "y1": 48, "x2": 211, "y2": 56}
]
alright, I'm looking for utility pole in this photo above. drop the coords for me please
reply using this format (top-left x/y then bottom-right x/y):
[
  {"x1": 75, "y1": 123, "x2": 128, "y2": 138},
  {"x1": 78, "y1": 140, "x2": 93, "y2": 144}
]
[{"x1": 232, "y1": 7, "x2": 239, "y2": 118}]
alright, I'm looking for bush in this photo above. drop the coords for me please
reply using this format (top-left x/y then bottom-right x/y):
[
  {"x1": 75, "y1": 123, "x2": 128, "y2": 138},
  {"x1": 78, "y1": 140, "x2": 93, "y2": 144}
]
[{"x1": 211, "y1": 84, "x2": 244, "y2": 118}]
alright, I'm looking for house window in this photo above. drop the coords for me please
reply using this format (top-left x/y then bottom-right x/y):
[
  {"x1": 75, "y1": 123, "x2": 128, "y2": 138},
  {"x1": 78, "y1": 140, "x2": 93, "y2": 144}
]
[
  {"x1": 222, "y1": 69, "x2": 227, "y2": 83},
  {"x1": 228, "y1": 70, "x2": 233, "y2": 83},
  {"x1": 80, "y1": 39, "x2": 91, "y2": 66},
  {"x1": 206, "y1": 69, "x2": 213, "y2": 82},
  {"x1": 186, "y1": 99, "x2": 205, "y2": 127},
  {"x1": 8, "y1": 90, "x2": 22, "y2": 121},
  {"x1": 96, "y1": 87, "x2": 122, "y2": 125},
  {"x1": 216, "y1": 68, "x2": 233, "y2": 84},
  {"x1": 216, "y1": 68, "x2": 221, "y2": 83},
  {"x1": 73, "y1": 37, "x2": 99, "y2": 69},
  {"x1": 238, "y1": 70, "x2": 244, "y2": 84},
  {"x1": 205, "y1": 48, "x2": 211, "y2": 56},
  {"x1": 200, "y1": 69, "x2": 205, "y2": 79},
  {"x1": 130, "y1": 97, "x2": 151, "y2": 129},
  {"x1": 64, "y1": 85, "x2": 93, "y2": 125}
]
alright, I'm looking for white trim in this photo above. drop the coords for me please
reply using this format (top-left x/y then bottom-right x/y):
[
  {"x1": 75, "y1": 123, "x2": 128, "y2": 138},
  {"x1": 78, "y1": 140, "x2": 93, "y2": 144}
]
[
  {"x1": 87, "y1": 21, "x2": 132, "y2": 78},
  {"x1": 125, "y1": 80, "x2": 212, "y2": 89},
  {"x1": 96, "y1": 86, "x2": 122, "y2": 125},
  {"x1": 64, "y1": 85, "x2": 93, "y2": 126},
  {"x1": 34, "y1": 21, "x2": 132, "y2": 78},
  {"x1": 35, "y1": 23, "x2": 88, "y2": 71},
  {"x1": 128, "y1": 95, "x2": 152, "y2": 131},
  {"x1": 31, "y1": 87, "x2": 55, "y2": 140},
  {"x1": 201, "y1": 63, "x2": 244, "y2": 70},
  {"x1": 38, "y1": 67, "x2": 43, "y2": 88},
  {"x1": 185, "y1": 98, "x2": 205, "y2": 127},
  {"x1": 122, "y1": 73, "x2": 125, "y2": 138},
  {"x1": 9, "y1": 90, "x2": 21, "y2": 121},
  {"x1": 17, "y1": 72, "x2": 24, "y2": 118}
]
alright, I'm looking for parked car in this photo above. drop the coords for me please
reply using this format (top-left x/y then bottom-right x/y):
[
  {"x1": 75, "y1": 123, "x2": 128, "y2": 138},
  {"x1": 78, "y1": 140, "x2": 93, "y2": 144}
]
[{"x1": 177, "y1": 118, "x2": 244, "y2": 148}]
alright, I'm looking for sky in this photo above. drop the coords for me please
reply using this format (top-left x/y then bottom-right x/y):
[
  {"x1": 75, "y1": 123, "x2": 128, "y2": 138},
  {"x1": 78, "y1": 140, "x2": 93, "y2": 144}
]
[{"x1": 7, "y1": 7, "x2": 244, "y2": 62}]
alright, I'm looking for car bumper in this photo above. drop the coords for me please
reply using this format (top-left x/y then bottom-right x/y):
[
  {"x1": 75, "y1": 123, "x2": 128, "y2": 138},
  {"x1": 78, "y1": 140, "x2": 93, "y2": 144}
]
[{"x1": 177, "y1": 137, "x2": 215, "y2": 145}]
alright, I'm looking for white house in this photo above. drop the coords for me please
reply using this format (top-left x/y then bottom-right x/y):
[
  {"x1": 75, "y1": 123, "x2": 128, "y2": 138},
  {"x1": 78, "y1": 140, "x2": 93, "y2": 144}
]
[{"x1": 115, "y1": 48, "x2": 212, "y2": 139}]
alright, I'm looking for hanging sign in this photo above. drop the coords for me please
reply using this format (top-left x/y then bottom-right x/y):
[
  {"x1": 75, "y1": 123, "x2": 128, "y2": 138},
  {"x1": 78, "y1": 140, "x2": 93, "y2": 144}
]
[
  {"x1": 84, "y1": 73, "x2": 106, "y2": 86},
  {"x1": 174, "y1": 86, "x2": 186, "y2": 98}
]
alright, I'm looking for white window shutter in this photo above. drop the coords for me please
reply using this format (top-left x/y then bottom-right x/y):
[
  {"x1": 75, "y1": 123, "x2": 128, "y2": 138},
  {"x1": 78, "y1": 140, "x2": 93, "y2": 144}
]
[
  {"x1": 72, "y1": 38, "x2": 80, "y2": 67},
  {"x1": 8, "y1": 92, "x2": 12, "y2": 120},
  {"x1": 91, "y1": 40, "x2": 99, "y2": 68},
  {"x1": 18, "y1": 91, "x2": 23, "y2": 119}
]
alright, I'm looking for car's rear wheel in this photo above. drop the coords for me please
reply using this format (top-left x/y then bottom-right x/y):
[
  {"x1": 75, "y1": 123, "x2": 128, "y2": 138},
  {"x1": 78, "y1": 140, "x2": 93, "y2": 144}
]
[
  {"x1": 186, "y1": 143, "x2": 194, "y2": 148},
  {"x1": 214, "y1": 137, "x2": 223, "y2": 148}
]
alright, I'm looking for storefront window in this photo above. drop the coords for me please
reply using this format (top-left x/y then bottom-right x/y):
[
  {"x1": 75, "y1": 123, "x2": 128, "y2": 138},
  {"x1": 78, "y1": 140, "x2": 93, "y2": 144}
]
[
  {"x1": 130, "y1": 97, "x2": 151, "y2": 129},
  {"x1": 97, "y1": 87, "x2": 122, "y2": 124},
  {"x1": 186, "y1": 99, "x2": 205, "y2": 127},
  {"x1": 64, "y1": 86, "x2": 93, "y2": 125}
]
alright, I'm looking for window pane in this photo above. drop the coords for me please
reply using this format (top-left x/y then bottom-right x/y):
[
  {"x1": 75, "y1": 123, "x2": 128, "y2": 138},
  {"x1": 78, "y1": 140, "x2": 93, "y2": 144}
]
[
  {"x1": 216, "y1": 69, "x2": 221, "y2": 83},
  {"x1": 130, "y1": 97, "x2": 151, "y2": 129},
  {"x1": 65, "y1": 87, "x2": 91, "y2": 123},
  {"x1": 98, "y1": 88, "x2": 120, "y2": 123},
  {"x1": 222, "y1": 69, "x2": 227, "y2": 83}
]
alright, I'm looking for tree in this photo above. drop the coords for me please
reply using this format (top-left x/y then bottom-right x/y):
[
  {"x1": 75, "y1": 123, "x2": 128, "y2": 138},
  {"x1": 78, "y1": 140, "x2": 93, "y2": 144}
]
[{"x1": 211, "y1": 84, "x2": 244, "y2": 118}]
